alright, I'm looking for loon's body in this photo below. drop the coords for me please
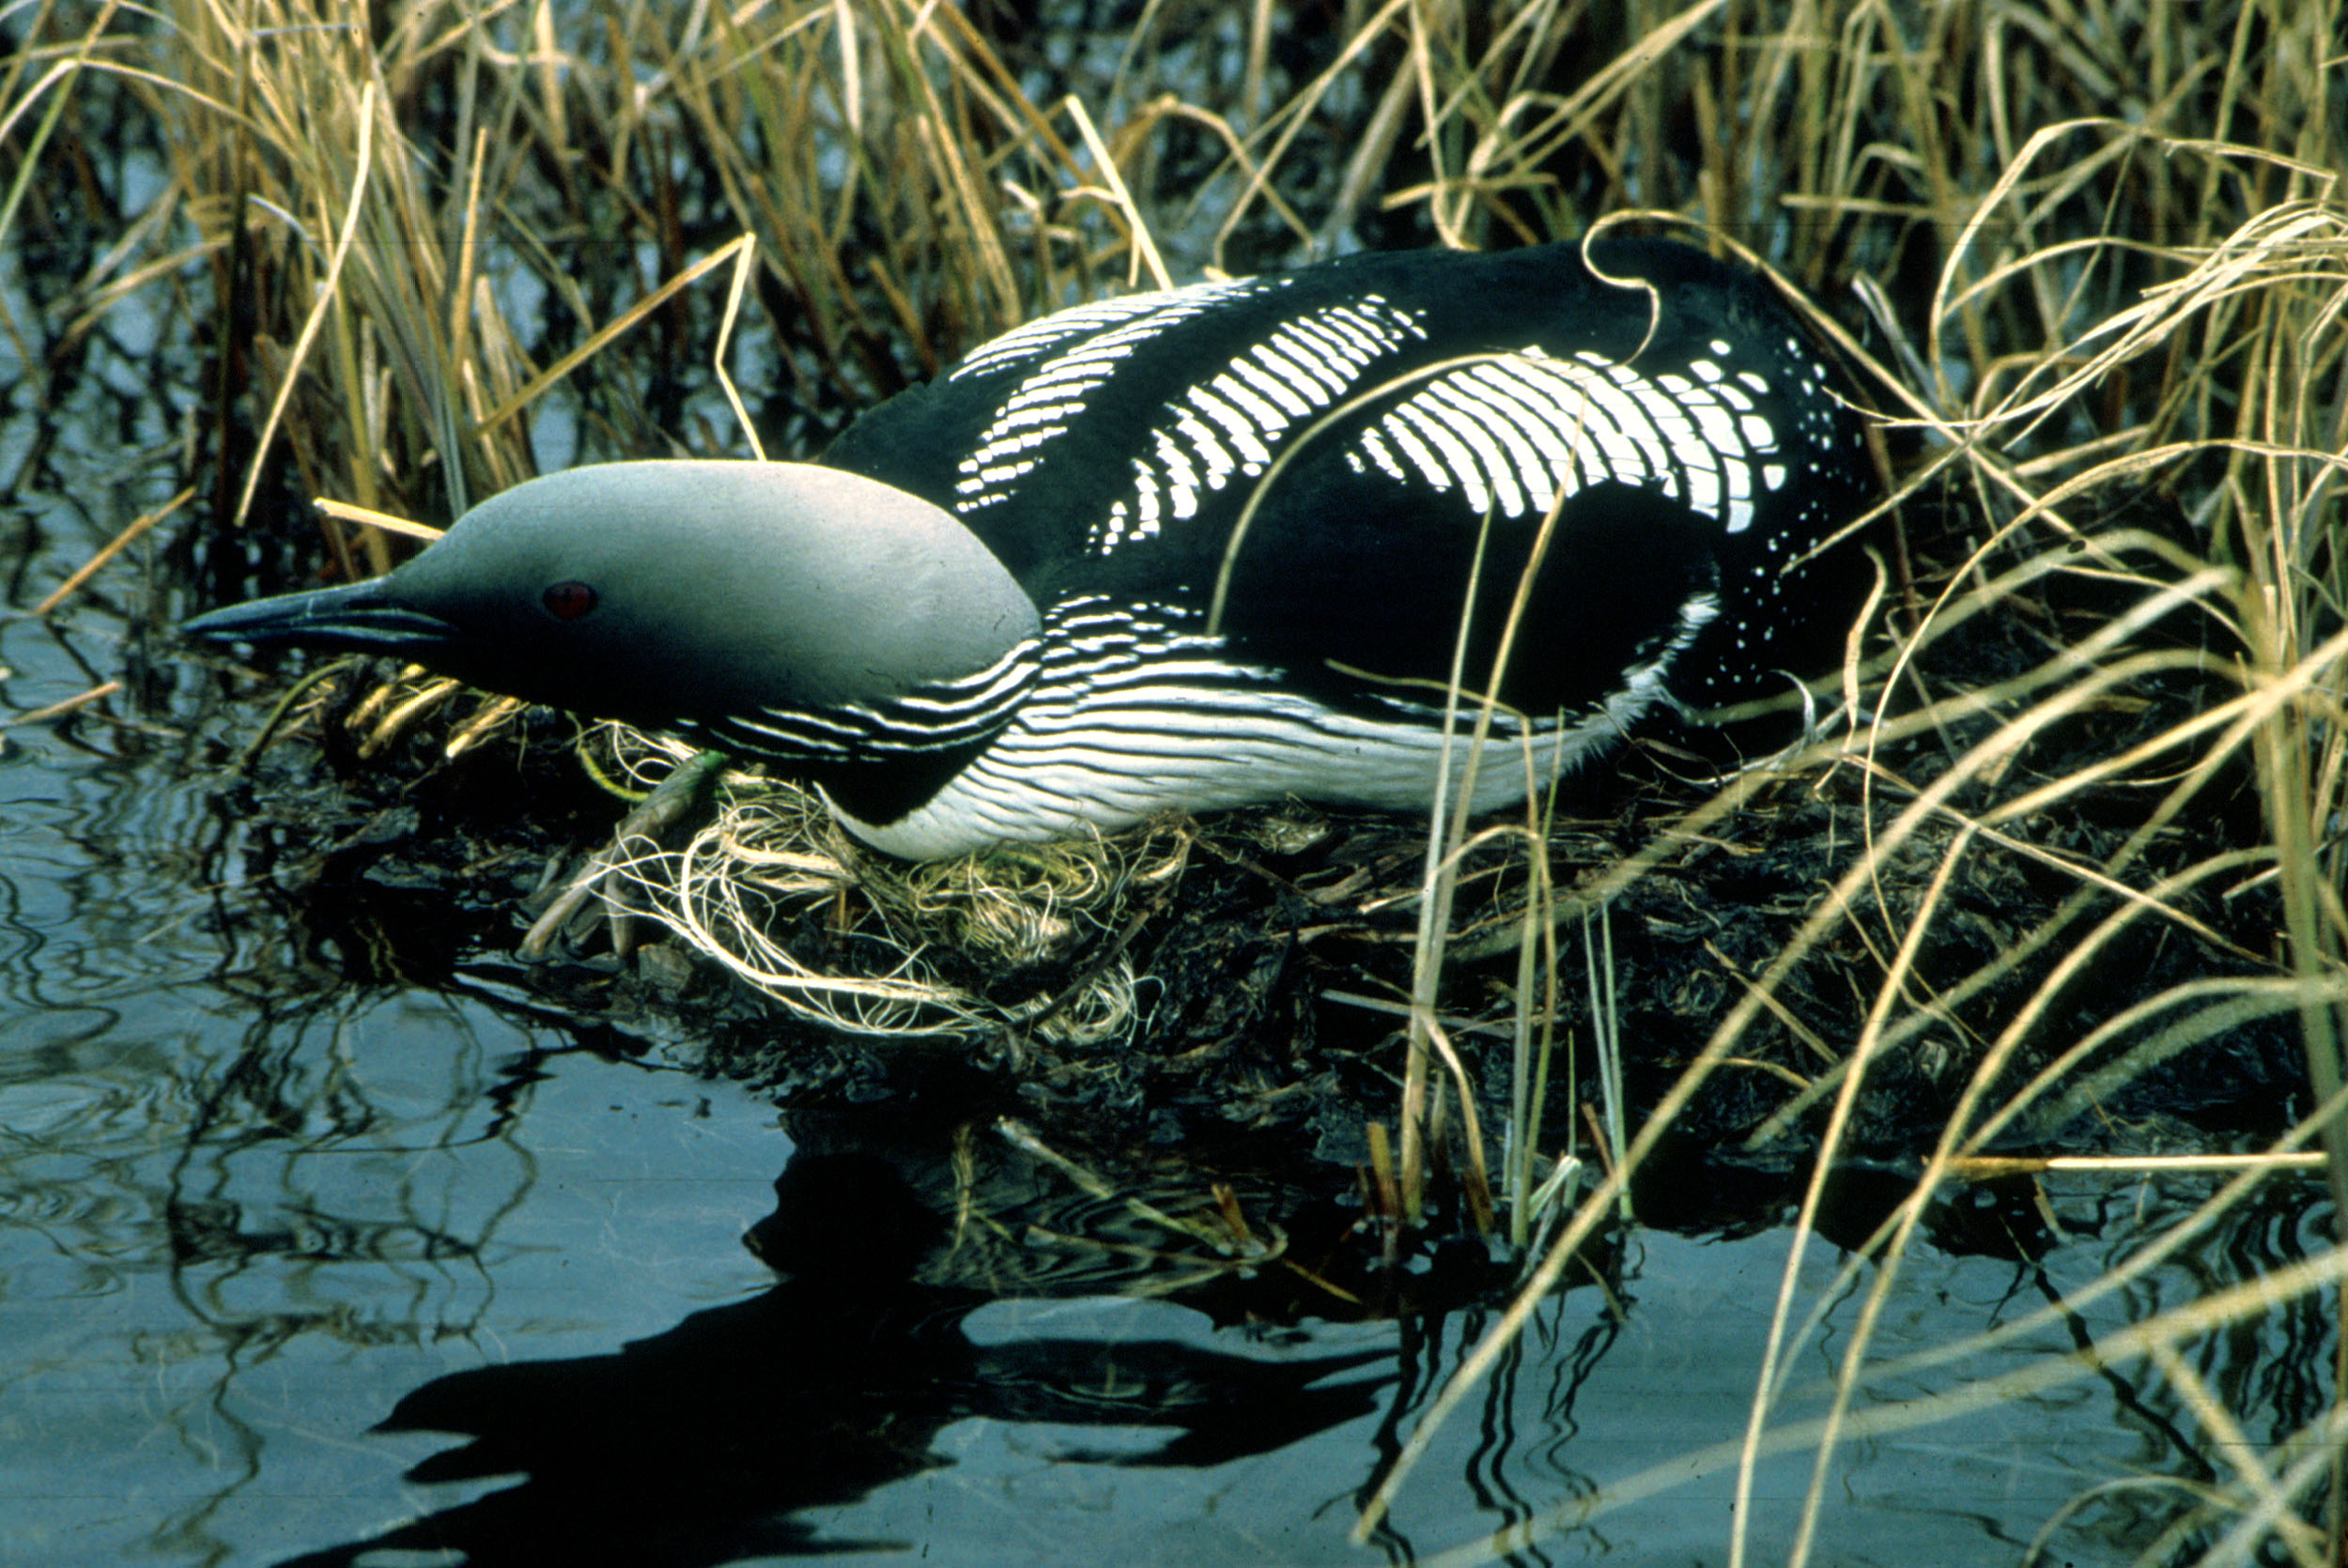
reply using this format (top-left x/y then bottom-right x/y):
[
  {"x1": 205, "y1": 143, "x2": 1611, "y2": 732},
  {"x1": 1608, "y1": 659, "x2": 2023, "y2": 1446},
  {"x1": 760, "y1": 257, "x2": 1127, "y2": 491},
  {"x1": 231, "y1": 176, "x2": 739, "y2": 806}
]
[{"x1": 186, "y1": 238, "x2": 1875, "y2": 859}]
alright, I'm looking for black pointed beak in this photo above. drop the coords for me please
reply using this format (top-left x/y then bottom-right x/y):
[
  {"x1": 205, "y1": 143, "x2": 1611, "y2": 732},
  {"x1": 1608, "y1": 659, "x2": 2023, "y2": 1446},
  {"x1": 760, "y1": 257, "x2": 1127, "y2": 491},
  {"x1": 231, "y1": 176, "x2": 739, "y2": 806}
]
[{"x1": 181, "y1": 578, "x2": 460, "y2": 655}]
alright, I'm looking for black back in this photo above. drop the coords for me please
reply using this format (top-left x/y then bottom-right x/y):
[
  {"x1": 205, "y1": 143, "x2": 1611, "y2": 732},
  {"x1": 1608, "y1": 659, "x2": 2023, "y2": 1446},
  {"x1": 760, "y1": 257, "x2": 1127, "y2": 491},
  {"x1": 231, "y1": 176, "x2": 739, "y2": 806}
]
[{"x1": 822, "y1": 239, "x2": 1875, "y2": 721}]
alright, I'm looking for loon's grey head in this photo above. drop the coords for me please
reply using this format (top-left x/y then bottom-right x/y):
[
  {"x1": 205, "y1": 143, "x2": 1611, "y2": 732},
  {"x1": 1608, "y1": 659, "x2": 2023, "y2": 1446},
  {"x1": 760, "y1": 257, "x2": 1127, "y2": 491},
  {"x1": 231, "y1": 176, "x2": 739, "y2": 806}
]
[{"x1": 183, "y1": 461, "x2": 1041, "y2": 731}]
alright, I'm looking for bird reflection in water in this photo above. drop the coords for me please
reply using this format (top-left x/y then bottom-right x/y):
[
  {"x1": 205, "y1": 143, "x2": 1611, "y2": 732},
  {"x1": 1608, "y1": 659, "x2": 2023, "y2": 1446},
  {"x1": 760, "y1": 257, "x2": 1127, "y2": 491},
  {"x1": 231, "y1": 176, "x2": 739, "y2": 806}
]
[{"x1": 277, "y1": 1149, "x2": 1391, "y2": 1568}]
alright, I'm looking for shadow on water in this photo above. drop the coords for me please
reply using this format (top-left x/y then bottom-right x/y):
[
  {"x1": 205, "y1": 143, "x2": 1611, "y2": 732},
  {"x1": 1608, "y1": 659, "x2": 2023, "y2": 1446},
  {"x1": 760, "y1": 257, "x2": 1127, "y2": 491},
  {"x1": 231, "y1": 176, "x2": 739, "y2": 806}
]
[{"x1": 278, "y1": 1149, "x2": 1393, "y2": 1567}]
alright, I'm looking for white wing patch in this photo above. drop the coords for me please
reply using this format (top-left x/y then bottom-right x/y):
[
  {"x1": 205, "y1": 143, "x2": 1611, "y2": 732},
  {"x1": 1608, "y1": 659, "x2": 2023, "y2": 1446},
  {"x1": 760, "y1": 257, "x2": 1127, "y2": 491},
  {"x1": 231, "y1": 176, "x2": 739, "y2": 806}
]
[
  {"x1": 950, "y1": 282, "x2": 1256, "y2": 381},
  {"x1": 1346, "y1": 347, "x2": 1784, "y2": 535},
  {"x1": 951, "y1": 278, "x2": 1274, "y2": 514},
  {"x1": 1093, "y1": 297, "x2": 1429, "y2": 554}
]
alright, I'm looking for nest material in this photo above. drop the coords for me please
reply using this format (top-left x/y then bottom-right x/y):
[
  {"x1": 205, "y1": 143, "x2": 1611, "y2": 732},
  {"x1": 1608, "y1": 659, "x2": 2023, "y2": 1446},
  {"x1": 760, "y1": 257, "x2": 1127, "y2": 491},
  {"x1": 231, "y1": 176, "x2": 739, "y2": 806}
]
[{"x1": 589, "y1": 726, "x2": 1194, "y2": 1043}]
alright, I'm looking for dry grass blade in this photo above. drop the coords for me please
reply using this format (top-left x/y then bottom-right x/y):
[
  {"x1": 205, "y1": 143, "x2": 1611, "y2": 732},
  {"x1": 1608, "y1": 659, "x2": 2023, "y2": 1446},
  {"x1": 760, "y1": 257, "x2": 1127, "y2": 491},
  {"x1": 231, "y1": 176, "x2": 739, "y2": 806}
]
[
  {"x1": 31, "y1": 487, "x2": 193, "y2": 615},
  {"x1": 1413, "y1": 1237, "x2": 2348, "y2": 1568}
]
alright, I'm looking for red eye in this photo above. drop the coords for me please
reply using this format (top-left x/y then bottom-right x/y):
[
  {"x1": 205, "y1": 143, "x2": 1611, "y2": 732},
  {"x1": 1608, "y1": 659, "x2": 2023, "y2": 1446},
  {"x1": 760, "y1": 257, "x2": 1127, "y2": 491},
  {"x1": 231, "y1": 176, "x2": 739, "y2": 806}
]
[{"x1": 543, "y1": 581, "x2": 598, "y2": 621}]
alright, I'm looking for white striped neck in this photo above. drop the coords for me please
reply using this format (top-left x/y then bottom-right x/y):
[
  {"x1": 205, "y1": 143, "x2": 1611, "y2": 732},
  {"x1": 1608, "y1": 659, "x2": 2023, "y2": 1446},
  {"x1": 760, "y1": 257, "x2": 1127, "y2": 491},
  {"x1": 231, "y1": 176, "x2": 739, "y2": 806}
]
[{"x1": 825, "y1": 593, "x2": 1714, "y2": 859}]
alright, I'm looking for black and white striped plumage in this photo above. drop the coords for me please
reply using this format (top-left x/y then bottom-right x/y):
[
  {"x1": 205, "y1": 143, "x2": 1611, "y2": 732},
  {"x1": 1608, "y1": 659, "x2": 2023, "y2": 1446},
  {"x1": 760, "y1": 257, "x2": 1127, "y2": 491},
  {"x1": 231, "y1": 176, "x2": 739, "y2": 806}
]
[
  {"x1": 812, "y1": 238, "x2": 1874, "y2": 854},
  {"x1": 185, "y1": 239, "x2": 1875, "y2": 859}
]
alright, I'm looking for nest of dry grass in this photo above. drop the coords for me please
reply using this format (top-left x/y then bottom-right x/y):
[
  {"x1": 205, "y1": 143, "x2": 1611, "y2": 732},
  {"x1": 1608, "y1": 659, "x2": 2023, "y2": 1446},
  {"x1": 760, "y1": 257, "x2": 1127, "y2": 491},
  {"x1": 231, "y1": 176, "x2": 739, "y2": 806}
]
[{"x1": 579, "y1": 725, "x2": 1193, "y2": 1043}]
